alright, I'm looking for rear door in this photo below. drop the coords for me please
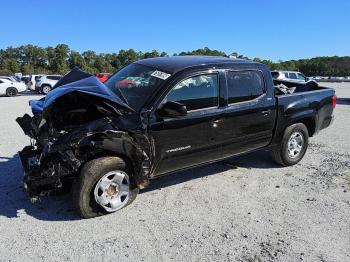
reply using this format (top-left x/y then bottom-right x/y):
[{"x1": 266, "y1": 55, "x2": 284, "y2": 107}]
[
  {"x1": 149, "y1": 71, "x2": 224, "y2": 176},
  {"x1": 217, "y1": 69, "x2": 276, "y2": 158}
]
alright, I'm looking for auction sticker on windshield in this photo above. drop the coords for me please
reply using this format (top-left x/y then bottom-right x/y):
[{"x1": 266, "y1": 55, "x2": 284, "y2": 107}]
[{"x1": 151, "y1": 70, "x2": 171, "y2": 80}]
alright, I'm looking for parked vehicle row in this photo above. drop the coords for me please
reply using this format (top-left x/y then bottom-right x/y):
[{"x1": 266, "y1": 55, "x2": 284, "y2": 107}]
[
  {"x1": 2, "y1": 71, "x2": 113, "y2": 97},
  {"x1": 272, "y1": 73, "x2": 350, "y2": 82}
]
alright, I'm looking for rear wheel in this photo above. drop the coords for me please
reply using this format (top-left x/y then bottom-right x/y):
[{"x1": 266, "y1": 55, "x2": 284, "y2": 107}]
[
  {"x1": 41, "y1": 85, "x2": 51, "y2": 95},
  {"x1": 272, "y1": 123, "x2": 309, "y2": 166},
  {"x1": 72, "y1": 156, "x2": 139, "y2": 218},
  {"x1": 6, "y1": 87, "x2": 18, "y2": 97}
]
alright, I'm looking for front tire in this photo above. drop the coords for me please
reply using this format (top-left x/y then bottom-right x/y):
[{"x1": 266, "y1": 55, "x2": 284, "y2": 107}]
[
  {"x1": 72, "y1": 157, "x2": 139, "y2": 219},
  {"x1": 272, "y1": 123, "x2": 309, "y2": 166},
  {"x1": 6, "y1": 87, "x2": 18, "y2": 97}
]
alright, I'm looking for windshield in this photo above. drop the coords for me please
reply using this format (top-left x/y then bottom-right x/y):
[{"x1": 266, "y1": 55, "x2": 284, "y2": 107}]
[{"x1": 104, "y1": 63, "x2": 167, "y2": 111}]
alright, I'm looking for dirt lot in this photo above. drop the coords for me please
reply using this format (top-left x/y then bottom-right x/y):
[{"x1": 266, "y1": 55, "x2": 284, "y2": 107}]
[{"x1": 0, "y1": 83, "x2": 349, "y2": 262}]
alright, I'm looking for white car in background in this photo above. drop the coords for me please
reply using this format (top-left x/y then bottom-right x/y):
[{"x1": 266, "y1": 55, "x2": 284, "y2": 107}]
[
  {"x1": 271, "y1": 71, "x2": 308, "y2": 82},
  {"x1": 0, "y1": 76, "x2": 21, "y2": 82},
  {"x1": 0, "y1": 78, "x2": 27, "y2": 96},
  {"x1": 35, "y1": 75, "x2": 62, "y2": 94},
  {"x1": 27, "y1": 75, "x2": 44, "y2": 91}
]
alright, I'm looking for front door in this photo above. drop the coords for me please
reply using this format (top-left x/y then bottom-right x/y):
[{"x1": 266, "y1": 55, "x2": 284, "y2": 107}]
[{"x1": 149, "y1": 72, "x2": 223, "y2": 176}]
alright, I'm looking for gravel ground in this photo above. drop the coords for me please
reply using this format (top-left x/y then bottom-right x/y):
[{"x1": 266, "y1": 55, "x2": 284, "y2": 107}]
[{"x1": 0, "y1": 83, "x2": 349, "y2": 262}]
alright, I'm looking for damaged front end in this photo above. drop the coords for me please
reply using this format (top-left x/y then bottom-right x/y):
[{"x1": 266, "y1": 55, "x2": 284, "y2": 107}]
[{"x1": 17, "y1": 68, "x2": 152, "y2": 200}]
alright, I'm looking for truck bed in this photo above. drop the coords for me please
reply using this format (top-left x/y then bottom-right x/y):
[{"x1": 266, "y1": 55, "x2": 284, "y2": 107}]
[
  {"x1": 274, "y1": 79, "x2": 326, "y2": 95},
  {"x1": 273, "y1": 81, "x2": 335, "y2": 143}
]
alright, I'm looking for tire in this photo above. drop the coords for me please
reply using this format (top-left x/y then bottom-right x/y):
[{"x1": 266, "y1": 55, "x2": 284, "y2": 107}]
[
  {"x1": 41, "y1": 85, "x2": 51, "y2": 95},
  {"x1": 6, "y1": 87, "x2": 18, "y2": 97},
  {"x1": 72, "y1": 156, "x2": 139, "y2": 219},
  {"x1": 272, "y1": 123, "x2": 309, "y2": 166}
]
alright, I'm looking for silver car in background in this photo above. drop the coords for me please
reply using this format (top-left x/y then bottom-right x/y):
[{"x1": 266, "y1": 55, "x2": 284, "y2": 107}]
[
  {"x1": 35, "y1": 75, "x2": 62, "y2": 94},
  {"x1": 271, "y1": 71, "x2": 308, "y2": 82}
]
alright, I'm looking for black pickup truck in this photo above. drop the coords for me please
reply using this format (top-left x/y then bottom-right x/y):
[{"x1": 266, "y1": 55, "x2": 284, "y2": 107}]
[{"x1": 16, "y1": 56, "x2": 336, "y2": 218}]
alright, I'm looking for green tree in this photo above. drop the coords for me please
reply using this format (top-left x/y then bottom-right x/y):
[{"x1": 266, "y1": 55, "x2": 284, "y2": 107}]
[
  {"x1": 1, "y1": 44, "x2": 350, "y2": 77},
  {"x1": 46, "y1": 46, "x2": 56, "y2": 73},
  {"x1": 0, "y1": 58, "x2": 20, "y2": 74},
  {"x1": 143, "y1": 50, "x2": 160, "y2": 59},
  {"x1": 178, "y1": 47, "x2": 227, "y2": 57},
  {"x1": 68, "y1": 51, "x2": 85, "y2": 69},
  {"x1": 52, "y1": 44, "x2": 70, "y2": 74}
]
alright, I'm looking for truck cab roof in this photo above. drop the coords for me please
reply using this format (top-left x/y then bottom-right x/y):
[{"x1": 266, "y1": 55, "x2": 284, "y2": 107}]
[{"x1": 136, "y1": 56, "x2": 264, "y2": 74}]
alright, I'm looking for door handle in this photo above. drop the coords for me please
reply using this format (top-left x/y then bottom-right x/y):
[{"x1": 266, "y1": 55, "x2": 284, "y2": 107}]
[
  {"x1": 260, "y1": 110, "x2": 271, "y2": 116},
  {"x1": 211, "y1": 119, "x2": 223, "y2": 128}
]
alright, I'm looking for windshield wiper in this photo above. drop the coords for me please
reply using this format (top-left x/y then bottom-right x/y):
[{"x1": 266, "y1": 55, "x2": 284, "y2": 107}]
[{"x1": 114, "y1": 88, "x2": 129, "y2": 105}]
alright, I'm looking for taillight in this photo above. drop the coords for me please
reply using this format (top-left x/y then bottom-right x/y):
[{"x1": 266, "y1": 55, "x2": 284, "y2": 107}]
[{"x1": 332, "y1": 95, "x2": 337, "y2": 108}]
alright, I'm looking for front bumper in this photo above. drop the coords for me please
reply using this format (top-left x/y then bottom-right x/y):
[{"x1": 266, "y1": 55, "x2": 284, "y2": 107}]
[{"x1": 18, "y1": 146, "x2": 59, "y2": 198}]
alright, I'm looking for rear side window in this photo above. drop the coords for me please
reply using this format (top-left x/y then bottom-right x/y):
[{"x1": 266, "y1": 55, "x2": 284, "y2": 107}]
[
  {"x1": 48, "y1": 76, "x2": 61, "y2": 80},
  {"x1": 165, "y1": 74, "x2": 218, "y2": 111},
  {"x1": 226, "y1": 71, "x2": 264, "y2": 104},
  {"x1": 271, "y1": 72, "x2": 279, "y2": 79},
  {"x1": 289, "y1": 73, "x2": 297, "y2": 79}
]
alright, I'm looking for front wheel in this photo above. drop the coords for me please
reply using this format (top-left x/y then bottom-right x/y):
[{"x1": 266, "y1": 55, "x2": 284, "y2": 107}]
[
  {"x1": 6, "y1": 87, "x2": 18, "y2": 97},
  {"x1": 272, "y1": 123, "x2": 309, "y2": 166},
  {"x1": 72, "y1": 157, "x2": 139, "y2": 218}
]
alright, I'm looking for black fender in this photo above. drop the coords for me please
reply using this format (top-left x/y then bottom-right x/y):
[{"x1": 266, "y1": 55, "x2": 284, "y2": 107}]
[
  {"x1": 47, "y1": 118, "x2": 152, "y2": 188},
  {"x1": 78, "y1": 130, "x2": 152, "y2": 187}
]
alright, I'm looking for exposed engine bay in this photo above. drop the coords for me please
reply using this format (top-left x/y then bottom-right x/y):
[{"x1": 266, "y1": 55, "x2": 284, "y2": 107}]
[{"x1": 17, "y1": 68, "x2": 153, "y2": 200}]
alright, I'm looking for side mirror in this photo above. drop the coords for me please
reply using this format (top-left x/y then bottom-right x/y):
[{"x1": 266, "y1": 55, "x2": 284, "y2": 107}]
[{"x1": 158, "y1": 101, "x2": 187, "y2": 118}]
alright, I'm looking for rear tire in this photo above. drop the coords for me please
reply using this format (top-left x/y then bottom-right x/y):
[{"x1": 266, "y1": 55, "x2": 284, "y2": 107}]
[
  {"x1": 6, "y1": 87, "x2": 18, "y2": 97},
  {"x1": 272, "y1": 123, "x2": 309, "y2": 166},
  {"x1": 72, "y1": 156, "x2": 139, "y2": 219},
  {"x1": 41, "y1": 85, "x2": 51, "y2": 95}
]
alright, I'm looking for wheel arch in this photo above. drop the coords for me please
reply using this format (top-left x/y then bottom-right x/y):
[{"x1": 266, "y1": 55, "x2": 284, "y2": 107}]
[
  {"x1": 77, "y1": 132, "x2": 152, "y2": 188},
  {"x1": 81, "y1": 148, "x2": 135, "y2": 179},
  {"x1": 271, "y1": 113, "x2": 316, "y2": 147},
  {"x1": 297, "y1": 116, "x2": 316, "y2": 137}
]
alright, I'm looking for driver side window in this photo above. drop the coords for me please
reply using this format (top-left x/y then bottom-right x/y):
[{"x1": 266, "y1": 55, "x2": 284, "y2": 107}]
[{"x1": 165, "y1": 74, "x2": 218, "y2": 111}]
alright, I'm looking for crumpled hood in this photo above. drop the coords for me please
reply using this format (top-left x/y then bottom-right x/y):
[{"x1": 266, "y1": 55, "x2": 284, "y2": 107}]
[{"x1": 29, "y1": 67, "x2": 132, "y2": 114}]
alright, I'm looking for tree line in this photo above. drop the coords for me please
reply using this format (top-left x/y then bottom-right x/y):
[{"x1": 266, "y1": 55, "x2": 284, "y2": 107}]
[{"x1": 0, "y1": 44, "x2": 349, "y2": 76}]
